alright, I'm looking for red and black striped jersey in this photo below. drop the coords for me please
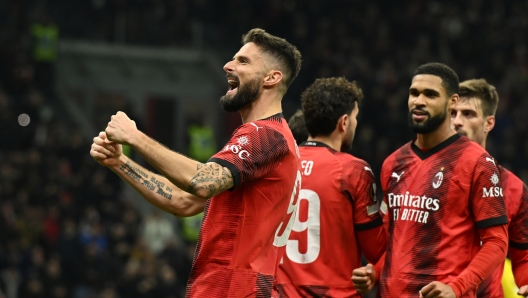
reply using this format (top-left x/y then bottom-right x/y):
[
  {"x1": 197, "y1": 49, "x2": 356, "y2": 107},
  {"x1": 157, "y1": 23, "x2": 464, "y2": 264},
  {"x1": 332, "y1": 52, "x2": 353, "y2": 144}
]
[
  {"x1": 477, "y1": 166, "x2": 528, "y2": 297},
  {"x1": 379, "y1": 134, "x2": 508, "y2": 298},
  {"x1": 276, "y1": 141, "x2": 385, "y2": 298},
  {"x1": 186, "y1": 113, "x2": 302, "y2": 298}
]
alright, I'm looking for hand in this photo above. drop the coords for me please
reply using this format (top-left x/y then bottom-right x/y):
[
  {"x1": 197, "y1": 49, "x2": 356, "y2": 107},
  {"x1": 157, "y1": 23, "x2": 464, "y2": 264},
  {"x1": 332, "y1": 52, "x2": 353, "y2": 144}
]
[
  {"x1": 518, "y1": 285, "x2": 528, "y2": 297},
  {"x1": 419, "y1": 281, "x2": 456, "y2": 298},
  {"x1": 90, "y1": 131, "x2": 123, "y2": 167},
  {"x1": 105, "y1": 111, "x2": 138, "y2": 145},
  {"x1": 352, "y1": 263, "x2": 376, "y2": 294}
]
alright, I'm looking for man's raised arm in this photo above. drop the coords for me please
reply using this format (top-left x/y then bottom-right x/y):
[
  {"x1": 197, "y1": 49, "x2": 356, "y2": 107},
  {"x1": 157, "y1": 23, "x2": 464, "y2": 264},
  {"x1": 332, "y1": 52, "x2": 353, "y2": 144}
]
[{"x1": 105, "y1": 112, "x2": 235, "y2": 199}]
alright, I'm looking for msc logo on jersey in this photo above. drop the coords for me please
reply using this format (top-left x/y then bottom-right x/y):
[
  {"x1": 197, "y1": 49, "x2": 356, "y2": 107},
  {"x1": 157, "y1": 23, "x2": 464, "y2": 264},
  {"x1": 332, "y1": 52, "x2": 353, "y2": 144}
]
[
  {"x1": 482, "y1": 172, "x2": 503, "y2": 198},
  {"x1": 224, "y1": 136, "x2": 250, "y2": 160},
  {"x1": 432, "y1": 167, "x2": 444, "y2": 189}
]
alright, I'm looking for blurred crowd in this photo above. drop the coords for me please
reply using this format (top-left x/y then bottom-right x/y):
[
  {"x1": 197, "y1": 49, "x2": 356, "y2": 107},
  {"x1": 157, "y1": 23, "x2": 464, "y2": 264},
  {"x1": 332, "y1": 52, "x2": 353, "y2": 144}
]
[{"x1": 1, "y1": 0, "x2": 528, "y2": 297}]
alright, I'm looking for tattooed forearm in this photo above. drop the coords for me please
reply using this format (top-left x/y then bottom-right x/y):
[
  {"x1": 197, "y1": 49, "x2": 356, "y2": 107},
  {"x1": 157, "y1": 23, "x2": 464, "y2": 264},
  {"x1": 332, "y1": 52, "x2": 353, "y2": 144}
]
[
  {"x1": 125, "y1": 161, "x2": 148, "y2": 179},
  {"x1": 119, "y1": 163, "x2": 173, "y2": 200},
  {"x1": 187, "y1": 163, "x2": 234, "y2": 198}
]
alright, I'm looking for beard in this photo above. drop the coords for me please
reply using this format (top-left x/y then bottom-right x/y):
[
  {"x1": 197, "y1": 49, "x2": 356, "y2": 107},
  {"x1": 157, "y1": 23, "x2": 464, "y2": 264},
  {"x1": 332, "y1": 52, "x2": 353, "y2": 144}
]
[
  {"x1": 407, "y1": 107, "x2": 448, "y2": 134},
  {"x1": 340, "y1": 123, "x2": 355, "y2": 152},
  {"x1": 219, "y1": 77, "x2": 262, "y2": 112}
]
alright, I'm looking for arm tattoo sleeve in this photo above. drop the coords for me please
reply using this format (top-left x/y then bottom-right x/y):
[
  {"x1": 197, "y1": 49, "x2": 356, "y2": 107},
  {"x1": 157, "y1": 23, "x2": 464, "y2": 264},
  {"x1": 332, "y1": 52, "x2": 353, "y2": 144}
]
[
  {"x1": 187, "y1": 163, "x2": 234, "y2": 198},
  {"x1": 119, "y1": 161, "x2": 173, "y2": 200}
]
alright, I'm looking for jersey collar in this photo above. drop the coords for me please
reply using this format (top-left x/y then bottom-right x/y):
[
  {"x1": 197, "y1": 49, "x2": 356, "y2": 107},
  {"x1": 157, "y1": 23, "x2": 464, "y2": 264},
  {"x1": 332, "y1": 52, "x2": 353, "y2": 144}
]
[
  {"x1": 300, "y1": 141, "x2": 332, "y2": 149},
  {"x1": 411, "y1": 133, "x2": 461, "y2": 160}
]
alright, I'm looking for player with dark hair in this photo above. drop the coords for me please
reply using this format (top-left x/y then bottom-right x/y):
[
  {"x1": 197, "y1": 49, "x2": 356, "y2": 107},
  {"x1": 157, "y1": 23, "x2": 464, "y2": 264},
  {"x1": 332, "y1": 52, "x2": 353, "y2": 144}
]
[
  {"x1": 276, "y1": 77, "x2": 386, "y2": 297},
  {"x1": 353, "y1": 63, "x2": 508, "y2": 298},
  {"x1": 452, "y1": 79, "x2": 528, "y2": 297},
  {"x1": 90, "y1": 28, "x2": 303, "y2": 297},
  {"x1": 288, "y1": 109, "x2": 308, "y2": 145}
]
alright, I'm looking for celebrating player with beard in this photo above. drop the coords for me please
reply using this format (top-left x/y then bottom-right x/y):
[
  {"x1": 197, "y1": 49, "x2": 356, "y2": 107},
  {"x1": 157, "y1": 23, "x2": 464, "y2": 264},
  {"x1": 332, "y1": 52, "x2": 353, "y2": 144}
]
[
  {"x1": 353, "y1": 63, "x2": 508, "y2": 298},
  {"x1": 90, "y1": 28, "x2": 302, "y2": 297}
]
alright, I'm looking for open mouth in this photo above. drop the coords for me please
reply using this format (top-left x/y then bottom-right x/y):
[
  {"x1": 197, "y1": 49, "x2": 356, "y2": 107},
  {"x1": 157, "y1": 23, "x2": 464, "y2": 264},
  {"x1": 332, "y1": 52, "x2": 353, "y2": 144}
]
[{"x1": 226, "y1": 78, "x2": 239, "y2": 95}]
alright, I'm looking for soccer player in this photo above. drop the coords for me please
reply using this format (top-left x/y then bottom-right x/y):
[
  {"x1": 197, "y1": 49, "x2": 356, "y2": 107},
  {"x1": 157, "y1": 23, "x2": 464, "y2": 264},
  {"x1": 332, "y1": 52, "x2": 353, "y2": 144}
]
[
  {"x1": 287, "y1": 109, "x2": 308, "y2": 145},
  {"x1": 90, "y1": 28, "x2": 303, "y2": 297},
  {"x1": 451, "y1": 79, "x2": 528, "y2": 297},
  {"x1": 276, "y1": 77, "x2": 386, "y2": 297},
  {"x1": 352, "y1": 63, "x2": 509, "y2": 298}
]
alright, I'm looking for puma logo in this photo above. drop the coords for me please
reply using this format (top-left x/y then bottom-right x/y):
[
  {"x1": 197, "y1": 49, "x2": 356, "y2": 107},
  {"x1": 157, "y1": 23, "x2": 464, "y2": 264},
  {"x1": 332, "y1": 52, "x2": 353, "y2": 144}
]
[
  {"x1": 392, "y1": 171, "x2": 404, "y2": 182},
  {"x1": 364, "y1": 167, "x2": 374, "y2": 174},
  {"x1": 485, "y1": 157, "x2": 496, "y2": 166},
  {"x1": 250, "y1": 122, "x2": 263, "y2": 131}
]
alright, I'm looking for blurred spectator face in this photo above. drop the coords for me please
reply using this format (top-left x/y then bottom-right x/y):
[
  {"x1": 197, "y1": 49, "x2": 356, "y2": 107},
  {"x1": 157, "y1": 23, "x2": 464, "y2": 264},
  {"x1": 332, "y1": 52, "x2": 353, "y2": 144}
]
[
  {"x1": 451, "y1": 97, "x2": 491, "y2": 146},
  {"x1": 219, "y1": 42, "x2": 266, "y2": 112},
  {"x1": 407, "y1": 74, "x2": 450, "y2": 134}
]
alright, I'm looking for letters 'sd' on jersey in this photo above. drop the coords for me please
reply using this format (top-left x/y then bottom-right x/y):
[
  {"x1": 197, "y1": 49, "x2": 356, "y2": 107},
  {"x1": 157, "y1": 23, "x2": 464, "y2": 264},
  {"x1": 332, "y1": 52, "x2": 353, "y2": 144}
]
[
  {"x1": 185, "y1": 114, "x2": 302, "y2": 298},
  {"x1": 379, "y1": 134, "x2": 508, "y2": 298}
]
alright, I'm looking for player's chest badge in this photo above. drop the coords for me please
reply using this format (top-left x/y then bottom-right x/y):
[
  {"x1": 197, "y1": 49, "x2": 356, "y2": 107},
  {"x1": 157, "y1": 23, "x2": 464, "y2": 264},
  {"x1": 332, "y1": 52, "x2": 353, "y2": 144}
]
[{"x1": 432, "y1": 167, "x2": 445, "y2": 189}]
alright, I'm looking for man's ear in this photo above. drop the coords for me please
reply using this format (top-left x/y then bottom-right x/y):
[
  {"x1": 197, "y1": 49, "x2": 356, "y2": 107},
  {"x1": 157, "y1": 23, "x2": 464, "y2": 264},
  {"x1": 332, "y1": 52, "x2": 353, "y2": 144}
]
[
  {"x1": 484, "y1": 115, "x2": 495, "y2": 133},
  {"x1": 448, "y1": 94, "x2": 459, "y2": 110},
  {"x1": 263, "y1": 70, "x2": 283, "y2": 88},
  {"x1": 337, "y1": 114, "x2": 348, "y2": 133}
]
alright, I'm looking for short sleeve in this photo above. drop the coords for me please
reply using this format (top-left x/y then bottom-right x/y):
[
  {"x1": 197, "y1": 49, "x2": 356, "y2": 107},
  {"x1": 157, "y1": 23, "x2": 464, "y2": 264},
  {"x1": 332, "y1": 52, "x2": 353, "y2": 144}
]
[
  {"x1": 470, "y1": 154, "x2": 508, "y2": 229},
  {"x1": 343, "y1": 159, "x2": 383, "y2": 231},
  {"x1": 509, "y1": 184, "x2": 528, "y2": 250},
  {"x1": 209, "y1": 123, "x2": 289, "y2": 189}
]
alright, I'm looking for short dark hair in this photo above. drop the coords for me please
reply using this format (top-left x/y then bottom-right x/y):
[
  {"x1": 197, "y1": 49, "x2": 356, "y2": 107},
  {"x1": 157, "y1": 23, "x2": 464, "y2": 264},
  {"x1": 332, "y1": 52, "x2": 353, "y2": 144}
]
[
  {"x1": 242, "y1": 28, "x2": 302, "y2": 90},
  {"x1": 287, "y1": 110, "x2": 308, "y2": 145},
  {"x1": 414, "y1": 63, "x2": 459, "y2": 96},
  {"x1": 301, "y1": 77, "x2": 363, "y2": 138},
  {"x1": 459, "y1": 79, "x2": 499, "y2": 117}
]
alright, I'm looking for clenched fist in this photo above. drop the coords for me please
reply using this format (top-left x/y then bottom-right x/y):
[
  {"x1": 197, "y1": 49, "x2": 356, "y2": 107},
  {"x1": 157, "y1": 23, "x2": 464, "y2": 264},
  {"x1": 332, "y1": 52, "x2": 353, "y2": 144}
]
[
  {"x1": 90, "y1": 131, "x2": 123, "y2": 167},
  {"x1": 105, "y1": 111, "x2": 138, "y2": 145}
]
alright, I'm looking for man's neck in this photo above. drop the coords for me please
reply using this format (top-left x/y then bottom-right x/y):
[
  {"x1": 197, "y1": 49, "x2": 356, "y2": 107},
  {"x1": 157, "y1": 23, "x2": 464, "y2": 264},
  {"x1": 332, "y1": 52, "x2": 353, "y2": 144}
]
[
  {"x1": 239, "y1": 91, "x2": 283, "y2": 123},
  {"x1": 308, "y1": 133, "x2": 342, "y2": 152},
  {"x1": 414, "y1": 122, "x2": 457, "y2": 149}
]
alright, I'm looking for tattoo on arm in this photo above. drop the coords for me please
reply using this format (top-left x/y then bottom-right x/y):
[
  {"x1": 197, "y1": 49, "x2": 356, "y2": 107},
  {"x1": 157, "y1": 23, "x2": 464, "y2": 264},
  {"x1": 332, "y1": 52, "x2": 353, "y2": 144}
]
[
  {"x1": 119, "y1": 162, "x2": 173, "y2": 200},
  {"x1": 187, "y1": 163, "x2": 234, "y2": 198}
]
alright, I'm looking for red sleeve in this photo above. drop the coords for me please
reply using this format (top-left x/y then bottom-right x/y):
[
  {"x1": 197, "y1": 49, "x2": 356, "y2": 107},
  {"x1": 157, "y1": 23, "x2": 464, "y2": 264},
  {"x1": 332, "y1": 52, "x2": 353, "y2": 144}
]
[
  {"x1": 510, "y1": 247, "x2": 528, "y2": 287},
  {"x1": 209, "y1": 123, "x2": 289, "y2": 188},
  {"x1": 343, "y1": 160, "x2": 383, "y2": 229},
  {"x1": 509, "y1": 184, "x2": 528, "y2": 248},
  {"x1": 357, "y1": 225, "x2": 386, "y2": 265},
  {"x1": 373, "y1": 251, "x2": 386, "y2": 284},
  {"x1": 447, "y1": 225, "x2": 508, "y2": 297},
  {"x1": 469, "y1": 154, "x2": 508, "y2": 227}
]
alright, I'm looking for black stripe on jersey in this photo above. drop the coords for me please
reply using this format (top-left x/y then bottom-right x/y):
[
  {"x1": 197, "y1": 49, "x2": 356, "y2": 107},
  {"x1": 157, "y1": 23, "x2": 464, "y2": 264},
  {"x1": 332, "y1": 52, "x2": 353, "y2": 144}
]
[
  {"x1": 208, "y1": 158, "x2": 241, "y2": 189},
  {"x1": 299, "y1": 141, "x2": 332, "y2": 148},
  {"x1": 509, "y1": 240, "x2": 528, "y2": 250},
  {"x1": 355, "y1": 217, "x2": 383, "y2": 231},
  {"x1": 474, "y1": 215, "x2": 508, "y2": 229},
  {"x1": 410, "y1": 133, "x2": 461, "y2": 160},
  {"x1": 256, "y1": 273, "x2": 273, "y2": 298},
  {"x1": 262, "y1": 112, "x2": 285, "y2": 120}
]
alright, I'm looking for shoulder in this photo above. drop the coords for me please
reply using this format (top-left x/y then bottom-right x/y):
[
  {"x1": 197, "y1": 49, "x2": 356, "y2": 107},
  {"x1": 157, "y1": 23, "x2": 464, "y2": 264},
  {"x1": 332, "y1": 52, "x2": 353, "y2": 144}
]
[
  {"x1": 335, "y1": 152, "x2": 375, "y2": 179},
  {"x1": 382, "y1": 141, "x2": 413, "y2": 169}
]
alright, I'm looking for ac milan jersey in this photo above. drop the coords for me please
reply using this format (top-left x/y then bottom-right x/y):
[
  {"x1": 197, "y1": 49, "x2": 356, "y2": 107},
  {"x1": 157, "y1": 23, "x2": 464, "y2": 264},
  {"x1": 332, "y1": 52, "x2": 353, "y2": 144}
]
[
  {"x1": 379, "y1": 134, "x2": 508, "y2": 298},
  {"x1": 186, "y1": 113, "x2": 302, "y2": 298},
  {"x1": 477, "y1": 166, "x2": 528, "y2": 297},
  {"x1": 276, "y1": 141, "x2": 385, "y2": 298}
]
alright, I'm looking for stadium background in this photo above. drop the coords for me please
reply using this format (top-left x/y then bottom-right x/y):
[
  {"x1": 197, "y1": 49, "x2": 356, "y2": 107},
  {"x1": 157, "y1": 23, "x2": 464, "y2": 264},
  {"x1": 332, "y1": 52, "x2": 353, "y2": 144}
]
[{"x1": 1, "y1": 0, "x2": 527, "y2": 297}]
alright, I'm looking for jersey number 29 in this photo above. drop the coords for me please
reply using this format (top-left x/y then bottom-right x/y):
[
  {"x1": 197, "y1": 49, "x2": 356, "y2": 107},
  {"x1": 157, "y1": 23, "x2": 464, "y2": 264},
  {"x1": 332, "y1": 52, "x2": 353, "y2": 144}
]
[{"x1": 285, "y1": 189, "x2": 321, "y2": 263}]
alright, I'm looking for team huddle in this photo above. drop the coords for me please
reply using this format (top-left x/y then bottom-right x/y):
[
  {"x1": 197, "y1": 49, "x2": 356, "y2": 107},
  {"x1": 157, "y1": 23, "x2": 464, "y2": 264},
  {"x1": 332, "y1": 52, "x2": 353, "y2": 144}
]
[{"x1": 90, "y1": 29, "x2": 528, "y2": 297}]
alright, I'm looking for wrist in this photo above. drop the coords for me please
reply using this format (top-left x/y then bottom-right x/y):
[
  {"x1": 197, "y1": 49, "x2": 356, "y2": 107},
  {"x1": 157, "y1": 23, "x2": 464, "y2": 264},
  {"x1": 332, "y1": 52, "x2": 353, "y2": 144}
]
[
  {"x1": 447, "y1": 281, "x2": 461, "y2": 298},
  {"x1": 127, "y1": 129, "x2": 144, "y2": 147}
]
